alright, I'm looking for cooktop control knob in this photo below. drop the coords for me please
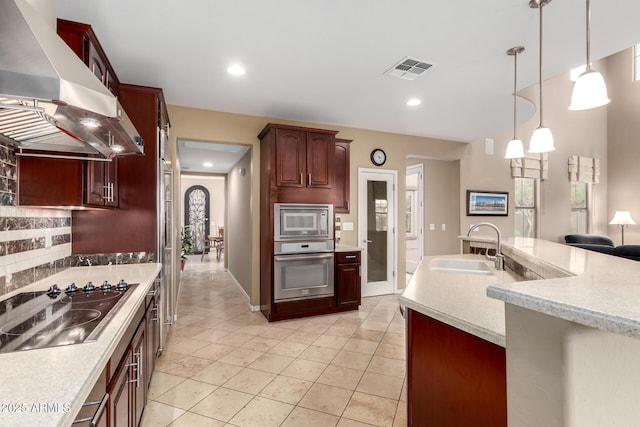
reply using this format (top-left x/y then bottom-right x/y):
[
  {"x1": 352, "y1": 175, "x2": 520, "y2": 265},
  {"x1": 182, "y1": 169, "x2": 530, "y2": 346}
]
[
  {"x1": 83, "y1": 282, "x2": 95, "y2": 292},
  {"x1": 46, "y1": 284, "x2": 61, "y2": 298},
  {"x1": 116, "y1": 279, "x2": 128, "y2": 291},
  {"x1": 65, "y1": 283, "x2": 78, "y2": 293},
  {"x1": 100, "y1": 281, "x2": 112, "y2": 291}
]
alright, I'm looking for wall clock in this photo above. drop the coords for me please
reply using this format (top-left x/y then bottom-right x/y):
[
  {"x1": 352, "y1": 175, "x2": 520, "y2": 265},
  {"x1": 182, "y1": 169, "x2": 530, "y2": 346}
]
[{"x1": 370, "y1": 148, "x2": 386, "y2": 166}]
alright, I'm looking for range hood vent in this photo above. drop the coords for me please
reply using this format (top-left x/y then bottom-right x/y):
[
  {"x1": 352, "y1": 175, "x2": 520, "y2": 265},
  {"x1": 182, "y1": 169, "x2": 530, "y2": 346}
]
[{"x1": 0, "y1": 0, "x2": 144, "y2": 158}]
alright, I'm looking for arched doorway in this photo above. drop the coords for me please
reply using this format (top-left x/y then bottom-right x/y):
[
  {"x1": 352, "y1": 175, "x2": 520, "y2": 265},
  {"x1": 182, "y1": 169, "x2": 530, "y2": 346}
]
[{"x1": 185, "y1": 185, "x2": 210, "y2": 253}]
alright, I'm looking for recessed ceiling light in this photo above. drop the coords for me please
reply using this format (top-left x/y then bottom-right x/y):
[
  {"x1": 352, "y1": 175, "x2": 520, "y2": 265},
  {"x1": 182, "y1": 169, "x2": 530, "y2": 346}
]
[
  {"x1": 407, "y1": 98, "x2": 422, "y2": 106},
  {"x1": 203, "y1": 162, "x2": 213, "y2": 167},
  {"x1": 227, "y1": 64, "x2": 246, "y2": 76}
]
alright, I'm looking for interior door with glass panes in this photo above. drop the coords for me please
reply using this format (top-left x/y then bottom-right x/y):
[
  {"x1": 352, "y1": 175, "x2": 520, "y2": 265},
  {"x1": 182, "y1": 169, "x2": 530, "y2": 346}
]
[{"x1": 358, "y1": 168, "x2": 396, "y2": 297}]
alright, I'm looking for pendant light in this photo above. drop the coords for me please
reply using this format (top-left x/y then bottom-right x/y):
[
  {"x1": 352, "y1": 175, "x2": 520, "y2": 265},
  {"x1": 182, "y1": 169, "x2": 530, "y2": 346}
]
[
  {"x1": 569, "y1": 0, "x2": 610, "y2": 110},
  {"x1": 529, "y1": 0, "x2": 555, "y2": 154},
  {"x1": 505, "y1": 46, "x2": 525, "y2": 159}
]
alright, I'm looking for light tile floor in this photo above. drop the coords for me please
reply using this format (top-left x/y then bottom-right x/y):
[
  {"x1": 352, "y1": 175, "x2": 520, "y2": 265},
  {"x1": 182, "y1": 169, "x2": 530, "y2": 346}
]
[{"x1": 141, "y1": 256, "x2": 407, "y2": 427}]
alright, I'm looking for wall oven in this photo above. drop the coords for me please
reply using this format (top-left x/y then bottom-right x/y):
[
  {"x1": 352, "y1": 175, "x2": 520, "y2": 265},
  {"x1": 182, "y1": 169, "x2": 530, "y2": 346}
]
[
  {"x1": 273, "y1": 237, "x2": 334, "y2": 302},
  {"x1": 274, "y1": 203, "x2": 333, "y2": 241}
]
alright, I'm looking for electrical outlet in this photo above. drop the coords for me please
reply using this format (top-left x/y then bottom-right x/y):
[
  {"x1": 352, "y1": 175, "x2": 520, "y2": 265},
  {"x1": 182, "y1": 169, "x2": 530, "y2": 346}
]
[
  {"x1": 429, "y1": 224, "x2": 435, "y2": 231},
  {"x1": 45, "y1": 229, "x2": 52, "y2": 248}
]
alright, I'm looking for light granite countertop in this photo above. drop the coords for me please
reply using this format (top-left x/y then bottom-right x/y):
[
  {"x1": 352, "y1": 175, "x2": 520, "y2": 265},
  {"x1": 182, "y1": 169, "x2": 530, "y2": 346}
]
[
  {"x1": 0, "y1": 263, "x2": 161, "y2": 427},
  {"x1": 400, "y1": 254, "x2": 520, "y2": 347},
  {"x1": 488, "y1": 237, "x2": 640, "y2": 340}
]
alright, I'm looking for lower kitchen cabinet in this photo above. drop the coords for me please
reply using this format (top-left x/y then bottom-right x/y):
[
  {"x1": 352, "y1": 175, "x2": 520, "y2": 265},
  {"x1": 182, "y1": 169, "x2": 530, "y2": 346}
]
[
  {"x1": 88, "y1": 281, "x2": 161, "y2": 427},
  {"x1": 336, "y1": 251, "x2": 361, "y2": 308},
  {"x1": 109, "y1": 349, "x2": 132, "y2": 427},
  {"x1": 406, "y1": 308, "x2": 506, "y2": 427}
]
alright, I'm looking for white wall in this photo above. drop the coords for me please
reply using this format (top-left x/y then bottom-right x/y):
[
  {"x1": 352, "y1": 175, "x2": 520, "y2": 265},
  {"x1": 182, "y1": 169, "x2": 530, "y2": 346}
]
[{"x1": 180, "y1": 175, "x2": 225, "y2": 236}]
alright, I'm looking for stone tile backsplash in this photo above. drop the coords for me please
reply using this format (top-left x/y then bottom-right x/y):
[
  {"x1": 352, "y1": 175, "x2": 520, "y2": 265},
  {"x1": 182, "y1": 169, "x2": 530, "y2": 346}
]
[{"x1": 0, "y1": 141, "x2": 155, "y2": 297}]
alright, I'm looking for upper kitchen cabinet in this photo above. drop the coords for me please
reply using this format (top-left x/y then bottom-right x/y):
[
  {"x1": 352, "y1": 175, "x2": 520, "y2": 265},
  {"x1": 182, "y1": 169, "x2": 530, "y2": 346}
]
[
  {"x1": 85, "y1": 157, "x2": 118, "y2": 208},
  {"x1": 259, "y1": 123, "x2": 338, "y2": 192},
  {"x1": 334, "y1": 138, "x2": 352, "y2": 213},
  {"x1": 57, "y1": 19, "x2": 120, "y2": 96},
  {"x1": 72, "y1": 85, "x2": 168, "y2": 255}
]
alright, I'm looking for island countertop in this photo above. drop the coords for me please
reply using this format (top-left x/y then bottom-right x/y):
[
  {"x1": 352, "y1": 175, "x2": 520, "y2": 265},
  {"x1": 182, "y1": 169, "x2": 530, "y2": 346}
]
[
  {"x1": 0, "y1": 263, "x2": 161, "y2": 427},
  {"x1": 488, "y1": 237, "x2": 640, "y2": 340},
  {"x1": 399, "y1": 254, "x2": 519, "y2": 347}
]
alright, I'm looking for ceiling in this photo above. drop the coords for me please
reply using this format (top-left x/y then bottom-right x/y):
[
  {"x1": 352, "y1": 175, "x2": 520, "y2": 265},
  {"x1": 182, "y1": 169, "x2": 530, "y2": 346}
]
[
  {"x1": 178, "y1": 140, "x2": 250, "y2": 174},
  {"x1": 56, "y1": 0, "x2": 640, "y2": 159}
]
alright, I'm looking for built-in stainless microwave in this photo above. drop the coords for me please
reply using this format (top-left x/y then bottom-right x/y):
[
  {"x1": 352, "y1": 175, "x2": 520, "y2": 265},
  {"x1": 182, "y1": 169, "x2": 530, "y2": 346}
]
[{"x1": 274, "y1": 203, "x2": 333, "y2": 241}]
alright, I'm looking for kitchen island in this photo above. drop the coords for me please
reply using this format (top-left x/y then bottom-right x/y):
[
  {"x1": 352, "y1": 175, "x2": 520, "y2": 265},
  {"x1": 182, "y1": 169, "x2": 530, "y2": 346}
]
[
  {"x1": 0, "y1": 263, "x2": 161, "y2": 427},
  {"x1": 400, "y1": 237, "x2": 640, "y2": 427}
]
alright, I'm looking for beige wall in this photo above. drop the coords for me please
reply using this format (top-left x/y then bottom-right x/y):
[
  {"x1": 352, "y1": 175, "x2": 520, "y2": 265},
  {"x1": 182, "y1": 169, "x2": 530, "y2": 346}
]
[
  {"x1": 407, "y1": 158, "x2": 461, "y2": 256},
  {"x1": 607, "y1": 48, "x2": 640, "y2": 246},
  {"x1": 180, "y1": 175, "x2": 226, "y2": 235},
  {"x1": 460, "y1": 62, "x2": 609, "y2": 243},
  {"x1": 166, "y1": 104, "x2": 467, "y2": 302},
  {"x1": 226, "y1": 149, "x2": 253, "y2": 297}
]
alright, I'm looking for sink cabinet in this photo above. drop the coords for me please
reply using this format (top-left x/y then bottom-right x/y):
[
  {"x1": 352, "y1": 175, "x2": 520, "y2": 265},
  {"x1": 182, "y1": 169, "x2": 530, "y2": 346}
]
[
  {"x1": 336, "y1": 251, "x2": 360, "y2": 307},
  {"x1": 406, "y1": 308, "x2": 506, "y2": 426}
]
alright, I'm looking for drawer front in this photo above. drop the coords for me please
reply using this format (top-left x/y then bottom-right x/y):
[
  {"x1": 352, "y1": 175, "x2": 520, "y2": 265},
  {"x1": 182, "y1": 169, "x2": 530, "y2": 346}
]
[{"x1": 336, "y1": 251, "x2": 361, "y2": 264}]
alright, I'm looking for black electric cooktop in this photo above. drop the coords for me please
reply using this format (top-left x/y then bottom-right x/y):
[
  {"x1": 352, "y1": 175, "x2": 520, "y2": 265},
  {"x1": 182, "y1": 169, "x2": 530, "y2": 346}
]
[{"x1": 0, "y1": 280, "x2": 137, "y2": 354}]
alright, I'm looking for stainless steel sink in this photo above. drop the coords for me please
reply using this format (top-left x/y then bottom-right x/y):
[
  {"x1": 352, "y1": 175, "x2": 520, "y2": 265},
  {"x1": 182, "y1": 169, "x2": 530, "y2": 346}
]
[{"x1": 429, "y1": 258, "x2": 493, "y2": 275}]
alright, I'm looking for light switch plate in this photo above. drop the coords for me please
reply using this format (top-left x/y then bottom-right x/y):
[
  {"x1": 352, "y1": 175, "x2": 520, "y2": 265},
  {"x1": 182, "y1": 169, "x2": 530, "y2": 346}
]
[
  {"x1": 343, "y1": 222, "x2": 354, "y2": 231},
  {"x1": 429, "y1": 224, "x2": 435, "y2": 231},
  {"x1": 441, "y1": 224, "x2": 446, "y2": 231}
]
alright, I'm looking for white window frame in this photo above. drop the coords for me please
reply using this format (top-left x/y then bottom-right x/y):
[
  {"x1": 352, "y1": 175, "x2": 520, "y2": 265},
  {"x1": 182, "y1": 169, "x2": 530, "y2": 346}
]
[
  {"x1": 514, "y1": 177, "x2": 538, "y2": 239},
  {"x1": 570, "y1": 181, "x2": 591, "y2": 234}
]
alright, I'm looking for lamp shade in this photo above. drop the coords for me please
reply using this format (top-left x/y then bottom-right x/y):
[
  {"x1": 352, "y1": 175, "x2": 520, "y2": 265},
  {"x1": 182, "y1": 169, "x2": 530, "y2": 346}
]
[
  {"x1": 569, "y1": 69, "x2": 610, "y2": 110},
  {"x1": 529, "y1": 126, "x2": 555, "y2": 153},
  {"x1": 609, "y1": 211, "x2": 636, "y2": 225},
  {"x1": 505, "y1": 138, "x2": 525, "y2": 159}
]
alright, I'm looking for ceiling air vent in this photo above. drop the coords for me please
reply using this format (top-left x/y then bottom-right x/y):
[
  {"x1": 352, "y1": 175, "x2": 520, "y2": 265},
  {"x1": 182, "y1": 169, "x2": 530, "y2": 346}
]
[{"x1": 384, "y1": 57, "x2": 434, "y2": 80}]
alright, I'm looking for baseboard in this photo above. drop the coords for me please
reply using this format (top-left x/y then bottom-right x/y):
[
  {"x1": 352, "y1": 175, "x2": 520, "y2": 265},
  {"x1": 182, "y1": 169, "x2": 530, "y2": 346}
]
[{"x1": 228, "y1": 269, "x2": 261, "y2": 312}]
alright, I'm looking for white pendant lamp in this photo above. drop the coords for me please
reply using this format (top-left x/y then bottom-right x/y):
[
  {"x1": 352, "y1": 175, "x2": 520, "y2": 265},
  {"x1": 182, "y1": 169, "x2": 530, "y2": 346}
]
[
  {"x1": 505, "y1": 46, "x2": 525, "y2": 159},
  {"x1": 569, "y1": 0, "x2": 610, "y2": 110},
  {"x1": 529, "y1": 0, "x2": 555, "y2": 154}
]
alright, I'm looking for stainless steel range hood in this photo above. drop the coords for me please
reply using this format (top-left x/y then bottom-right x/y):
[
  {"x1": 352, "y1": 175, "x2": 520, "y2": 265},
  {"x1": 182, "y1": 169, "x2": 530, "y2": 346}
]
[{"x1": 0, "y1": 0, "x2": 144, "y2": 159}]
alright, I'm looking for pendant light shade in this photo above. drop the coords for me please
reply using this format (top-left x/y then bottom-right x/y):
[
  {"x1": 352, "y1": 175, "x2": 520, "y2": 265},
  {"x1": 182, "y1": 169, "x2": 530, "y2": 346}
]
[
  {"x1": 529, "y1": 0, "x2": 555, "y2": 154},
  {"x1": 505, "y1": 139, "x2": 525, "y2": 158},
  {"x1": 529, "y1": 126, "x2": 555, "y2": 153},
  {"x1": 569, "y1": 0, "x2": 609, "y2": 110},
  {"x1": 505, "y1": 46, "x2": 525, "y2": 159}
]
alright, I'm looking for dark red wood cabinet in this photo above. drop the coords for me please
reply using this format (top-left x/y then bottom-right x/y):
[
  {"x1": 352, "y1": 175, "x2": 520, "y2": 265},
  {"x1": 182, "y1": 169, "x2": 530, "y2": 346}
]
[
  {"x1": 406, "y1": 308, "x2": 507, "y2": 427},
  {"x1": 336, "y1": 251, "x2": 360, "y2": 307},
  {"x1": 334, "y1": 138, "x2": 351, "y2": 213},
  {"x1": 57, "y1": 19, "x2": 120, "y2": 95},
  {"x1": 17, "y1": 154, "x2": 84, "y2": 207},
  {"x1": 270, "y1": 126, "x2": 335, "y2": 189}
]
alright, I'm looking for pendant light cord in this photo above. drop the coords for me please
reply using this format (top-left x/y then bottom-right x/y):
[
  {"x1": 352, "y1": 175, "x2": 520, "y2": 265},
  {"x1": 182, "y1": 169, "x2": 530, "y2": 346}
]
[
  {"x1": 585, "y1": 0, "x2": 592, "y2": 69},
  {"x1": 513, "y1": 52, "x2": 518, "y2": 140},
  {"x1": 538, "y1": 1, "x2": 544, "y2": 127}
]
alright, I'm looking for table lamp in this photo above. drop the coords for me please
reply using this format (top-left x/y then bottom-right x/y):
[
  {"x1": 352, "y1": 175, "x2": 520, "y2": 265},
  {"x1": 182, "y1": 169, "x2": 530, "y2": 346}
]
[{"x1": 609, "y1": 211, "x2": 636, "y2": 245}]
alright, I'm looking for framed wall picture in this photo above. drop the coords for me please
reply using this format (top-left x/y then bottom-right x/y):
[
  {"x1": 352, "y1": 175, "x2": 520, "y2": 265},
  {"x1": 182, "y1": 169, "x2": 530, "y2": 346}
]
[{"x1": 466, "y1": 190, "x2": 508, "y2": 216}]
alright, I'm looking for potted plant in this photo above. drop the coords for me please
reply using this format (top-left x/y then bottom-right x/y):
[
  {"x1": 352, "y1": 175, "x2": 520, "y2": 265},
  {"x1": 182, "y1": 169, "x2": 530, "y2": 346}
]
[{"x1": 180, "y1": 225, "x2": 193, "y2": 271}]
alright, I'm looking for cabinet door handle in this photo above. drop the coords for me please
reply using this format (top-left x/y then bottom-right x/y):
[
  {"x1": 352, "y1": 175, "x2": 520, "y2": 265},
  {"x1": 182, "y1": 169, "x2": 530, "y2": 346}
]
[
  {"x1": 299, "y1": 173, "x2": 303, "y2": 185},
  {"x1": 308, "y1": 173, "x2": 311, "y2": 186},
  {"x1": 152, "y1": 304, "x2": 159, "y2": 322}
]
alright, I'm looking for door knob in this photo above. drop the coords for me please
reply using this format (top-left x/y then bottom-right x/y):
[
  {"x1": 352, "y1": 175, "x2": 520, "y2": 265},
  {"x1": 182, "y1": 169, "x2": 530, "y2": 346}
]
[{"x1": 363, "y1": 240, "x2": 373, "y2": 243}]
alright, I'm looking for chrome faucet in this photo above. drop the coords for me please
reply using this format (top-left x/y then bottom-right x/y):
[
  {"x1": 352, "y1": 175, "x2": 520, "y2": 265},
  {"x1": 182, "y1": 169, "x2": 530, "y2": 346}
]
[{"x1": 467, "y1": 222, "x2": 504, "y2": 270}]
